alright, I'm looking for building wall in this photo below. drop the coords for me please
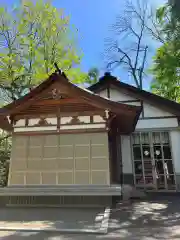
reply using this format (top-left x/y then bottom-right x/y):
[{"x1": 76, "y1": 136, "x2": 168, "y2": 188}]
[
  {"x1": 109, "y1": 88, "x2": 136, "y2": 102},
  {"x1": 98, "y1": 89, "x2": 108, "y2": 98},
  {"x1": 143, "y1": 103, "x2": 174, "y2": 117},
  {"x1": 121, "y1": 135, "x2": 134, "y2": 185},
  {"x1": 97, "y1": 86, "x2": 180, "y2": 188},
  {"x1": 8, "y1": 133, "x2": 110, "y2": 185},
  {"x1": 136, "y1": 118, "x2": 178, "y2": 130},
  {"x1": 109, "y1": 87, "x2": 175, "y2": 118},
  {"x1": 170, "y1": 130, "x2": 180, "y2": 190}
]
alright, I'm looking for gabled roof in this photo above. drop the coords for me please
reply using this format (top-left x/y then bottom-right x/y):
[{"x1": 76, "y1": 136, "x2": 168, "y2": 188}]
[
  {"x1": 88, "y1": 73, "x2": 180, "y2": 116},
  {"x1": 0, "y1": 71, "x2": 142, "y2": 133}
]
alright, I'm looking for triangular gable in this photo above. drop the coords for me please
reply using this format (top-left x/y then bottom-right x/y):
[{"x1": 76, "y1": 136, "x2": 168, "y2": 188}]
[
  {"x1": 0, "y1": 72, "x2": 142, "y2": 133},
  {"x1": 88, "y1": 73, "x2": 180, "y2": 117},
  {"x1": 1, "y1": 72, "x2": 141, "y2": 116}
]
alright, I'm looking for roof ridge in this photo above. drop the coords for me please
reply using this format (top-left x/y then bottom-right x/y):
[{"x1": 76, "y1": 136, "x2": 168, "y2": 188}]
[{"x1": 88, "y1": 75, "x2": 180, "y2": 116}]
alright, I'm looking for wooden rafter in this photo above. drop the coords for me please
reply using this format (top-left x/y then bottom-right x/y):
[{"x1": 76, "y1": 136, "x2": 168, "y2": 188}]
[{"x1": 0, "y1": 71, "x2": 142, "y2": 133}]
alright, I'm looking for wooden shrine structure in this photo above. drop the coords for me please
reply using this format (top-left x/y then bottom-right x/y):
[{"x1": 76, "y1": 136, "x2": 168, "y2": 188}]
[{"x1": 0, "y1": 71, "x2": 141, "y2": 206}]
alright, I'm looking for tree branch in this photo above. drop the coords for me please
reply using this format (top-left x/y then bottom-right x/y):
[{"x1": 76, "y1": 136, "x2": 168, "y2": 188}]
[
  {"x1": 116, "y1": 46, "x2": 141, "y2": 88},
  {"x1": 139, "y1": 45, "x2": 148, "y2": 89},
  {"x1": 105, "y1": 0, "x2": 149, "y2": 89}
]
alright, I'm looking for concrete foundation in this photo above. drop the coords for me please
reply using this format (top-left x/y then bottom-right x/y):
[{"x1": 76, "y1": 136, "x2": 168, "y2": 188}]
[{"x1": 6, "y1": 196, "x2": 112, "y2": 207}]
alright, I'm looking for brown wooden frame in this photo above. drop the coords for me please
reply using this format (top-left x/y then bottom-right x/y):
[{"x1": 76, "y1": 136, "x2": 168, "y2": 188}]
[
  {"x1": 13, "y1": 128, "x2": 108, "y2": 136},
  {"x1": 0, "y1": 72, "x2": 142, "y2": 133}
]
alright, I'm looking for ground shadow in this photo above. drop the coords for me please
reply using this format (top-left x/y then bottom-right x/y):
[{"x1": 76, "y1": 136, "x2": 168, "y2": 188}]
[
  {"x1": 1, "y1": 195, "x2": 180, "y2": 239},
  {"x1": 107, "y1": 194, "x2": 180, "y2": 239},
  {"x1": 0, "y1": 207, "x2": 104, "y2": 230}
]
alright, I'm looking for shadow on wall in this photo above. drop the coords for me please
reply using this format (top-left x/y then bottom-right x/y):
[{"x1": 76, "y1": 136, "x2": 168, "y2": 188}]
[{"x1": 1, "y1": 196, "x2": 180, "y2": 239}]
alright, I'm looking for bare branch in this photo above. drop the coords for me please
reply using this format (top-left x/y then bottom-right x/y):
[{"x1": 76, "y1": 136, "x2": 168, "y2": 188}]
[
  {"x1": 117, "y1": 45, "x2": 140, "y2": 87},
  {"x1": 139, "y1": 45, "x2": 148, "y2": 88},
  {"x1": 134, "y1": 18, "x2": 145, "y2": 72},
  {"x1": 132, "y1": 3, "x2": 165, "y2": 43},
  {"x1": 107, "y1": 55, "x2": 129, "y2": 69},
  {"x1": 105, "y1": 0, "x2": 149, "y2": 89}
]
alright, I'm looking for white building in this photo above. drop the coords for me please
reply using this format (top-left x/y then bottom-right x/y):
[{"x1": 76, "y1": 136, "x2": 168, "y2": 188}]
[{"x1": 89, "y1": 72, "x2": 180, "y2": 192}]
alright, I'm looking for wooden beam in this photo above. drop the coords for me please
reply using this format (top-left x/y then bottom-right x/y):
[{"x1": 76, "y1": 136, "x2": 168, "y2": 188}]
[
  {"x1": 25, "y1": 118, "x2": 29, "y2": 127},
  {"x1": 34, "y1": 98, "x2": 82, "y2": 105},
  {"x1": 13, "y1": 111, "x2": 105, "y2": 120},
  {"x1": 13, "y1": 128, "x2": 107, "y2": 136}
]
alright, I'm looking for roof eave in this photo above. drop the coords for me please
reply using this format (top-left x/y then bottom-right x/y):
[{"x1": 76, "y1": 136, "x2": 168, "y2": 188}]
[{"x1": 88, "y1": 78, "x2": 180, "y2": 117}]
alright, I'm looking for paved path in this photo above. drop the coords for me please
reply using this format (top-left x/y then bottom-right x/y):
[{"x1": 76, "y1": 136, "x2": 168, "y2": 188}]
[
  {"x1": 0, "y1": 207, "x2": 106, "y2": 232},
  {"x1": 1, "y1": 196, "x2": 180, "y2": 239}
]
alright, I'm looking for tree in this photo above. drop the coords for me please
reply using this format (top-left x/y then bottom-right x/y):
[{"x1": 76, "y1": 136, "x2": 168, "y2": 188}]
[
  {"x1": 0, "y1": 132, "x2": 11, "y2": 186},
  {"x1": 105, "y1": 0, "x2": 150, "y2": 89},
  {"x1": 169, "y1": 0, "x2": 180, "y2": 21},
  {"x1": 0, "y1": 0, "x2": 85, "y2": 103},
  {"x1": 151, "y1": 42, "x2": 180, "y2": 101},
  {"x1": 86, "y1": 67, "x2": 99, "y2": 84},
  {"x1": 151, "y1": 3, "x2": 180, "y2": 102},
  {"x1": 0, "y1": 0, "x2": 88, "y2": 186}
]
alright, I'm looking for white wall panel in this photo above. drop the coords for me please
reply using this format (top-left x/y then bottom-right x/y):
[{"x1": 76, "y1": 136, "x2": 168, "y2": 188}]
[
  {"x1": 136, "y1": 118, "x2": 178, "y2": 130},
  {"x1": 143, "y1": 103, "x2": 174, "y2": 117},
  {"x1": 110, "y1": 88, "x2": 136, "y2": 101},
  {"x1": 121, "y1": 135, "x2": 133, "y2": 174},
  {"x1": 170, "y1": 131, "x2": 180, "y2": 173}
]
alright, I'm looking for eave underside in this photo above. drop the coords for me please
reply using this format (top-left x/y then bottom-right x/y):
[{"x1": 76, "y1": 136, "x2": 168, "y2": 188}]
[{"x1": 0, "y1": 72, "x2": 141, "y2": 133}]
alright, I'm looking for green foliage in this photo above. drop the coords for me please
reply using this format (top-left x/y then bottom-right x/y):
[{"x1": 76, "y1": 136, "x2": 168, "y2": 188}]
[
  {"x1": 0, "y1": 133, "x2": 11, "y2": 187},
  {"x1": 170, "y1": 0, "x2": 180, "y2": 21},
  {"x1": 156, "y1": 6, "x2": 167, "y2": 22},
  {"x1": 0, "y1": 0, "x2": 86, "y2": 102},
  {"x1": 86, "y1": 67, "x2": 99, "y2": 84},
  {"x1": 151, "y1": 3, "x2": 180, "y2": 101}
]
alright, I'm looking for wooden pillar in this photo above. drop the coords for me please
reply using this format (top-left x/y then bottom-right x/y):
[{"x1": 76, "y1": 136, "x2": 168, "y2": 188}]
[{"x1": 108, "y1": 122, "x2": 119, "y2": 184}]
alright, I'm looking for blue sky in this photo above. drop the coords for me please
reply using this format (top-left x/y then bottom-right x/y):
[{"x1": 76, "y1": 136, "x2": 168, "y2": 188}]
[
  {"x1": 1, "y1": 0, "x2": 166, "y2": 88},
  {"x1": 53, "y1": 0, "x2": 167, "y2": 88},
  {"x1": 53, "y1": 0, "x2": 122, "y2": 73}
]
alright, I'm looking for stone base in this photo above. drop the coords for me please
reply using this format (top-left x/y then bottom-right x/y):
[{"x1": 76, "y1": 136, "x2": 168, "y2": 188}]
[
  {"x1": 175, "y1": 174, "x2": 180, "y2": 190},
  {"x1": 6, "y1": 196, "x2": 112, "y2": 207},
  {"x1": 123, "y1": 174, "x2": 134, "y2": 185},
  {"x1": 122, "y1": 185, "x2": 147, "y2": 200}
]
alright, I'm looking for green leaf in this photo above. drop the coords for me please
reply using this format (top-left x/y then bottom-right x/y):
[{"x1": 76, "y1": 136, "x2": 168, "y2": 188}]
[
  {"x1": 0, "y1": 0, "x2": 86, "y2": 102},
  {"x1": 156, "y1": 6, "x2": 167, "y2": 22}
]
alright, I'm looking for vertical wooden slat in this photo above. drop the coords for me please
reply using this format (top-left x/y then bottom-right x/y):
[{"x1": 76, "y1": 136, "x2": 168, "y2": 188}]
[
  {"x1": 140, "y1": 133, "x2": 145, "y2": 189},
  {"x1": 160, "y1": 132, "x2": 167, "y2": 190},
  {"x1": 90, "y1": 116, "x2": 93, "y2": 123},
  {"x1": 89, "y1": 139, "x2": 92, "y2": 184},
  {"x1": 57, "y1": 107, "x2": 61, "y2": 132},
  {"x1": 25, "y1": 118, "x2": 29, "y2": 127},
  {"x1": 149, "y1": 132, "x2": 157, "y2": 190},
  {"x1": 73, "y1": 135, "x2": 75, "y2": 184}
]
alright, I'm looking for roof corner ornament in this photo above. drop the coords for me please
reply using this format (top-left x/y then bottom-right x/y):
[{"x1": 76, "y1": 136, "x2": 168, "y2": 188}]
[
  {"x1": 52, "y1": 88, "x2": 62, "y2": 100},
  {"x1": 101, "y1": 109, "x2": 110, "y2": 122},
  {"x1": 104, "y1": 109, "x2": 110, "y2": 131},
  {"x1": 105, "y1": 109, "x2": 109, "y2": 120},
  {"x1": 54, "y1": 63, "x2": 68, "y2": 81},
  {"x1": 61, "y1": 71, "x2": 67, "y2": 79},
  {"x1": 35, "y1": 117, "x2": 50, "y2": 127},
  {"x1": 103, "y1": 110, "x2": 117, "y2": 132},
  {"x1": 54, "y1": 62, "x2": 61, "y2": 75},
  {"x1": 7, "y1": 116, "x2": 11, "y2": 124}
]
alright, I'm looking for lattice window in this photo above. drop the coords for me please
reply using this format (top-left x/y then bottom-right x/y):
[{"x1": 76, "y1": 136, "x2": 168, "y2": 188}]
[{"x1": 131, "y1": 132, "x2": 175, "y2": 190}]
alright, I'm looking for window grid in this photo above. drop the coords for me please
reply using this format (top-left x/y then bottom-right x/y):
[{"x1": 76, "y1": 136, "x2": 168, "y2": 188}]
[{"x1": 132, "y1": 131, "x2": 175, "y2": 191}]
